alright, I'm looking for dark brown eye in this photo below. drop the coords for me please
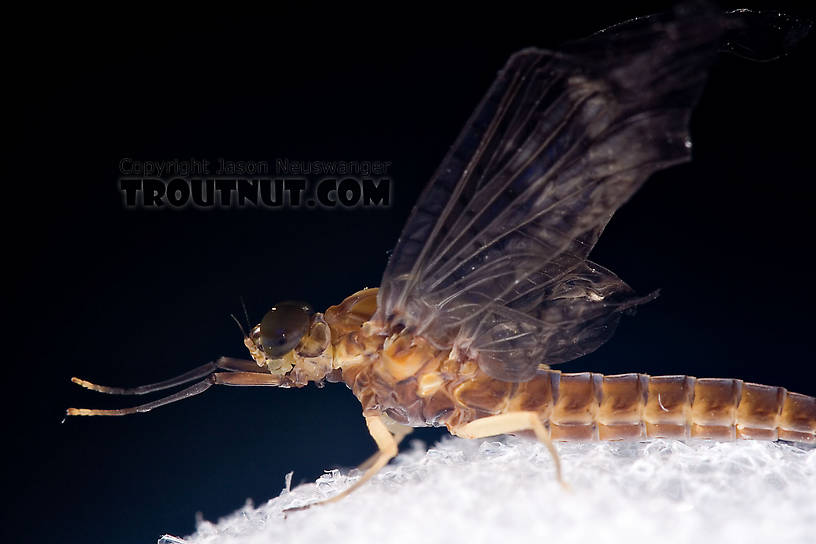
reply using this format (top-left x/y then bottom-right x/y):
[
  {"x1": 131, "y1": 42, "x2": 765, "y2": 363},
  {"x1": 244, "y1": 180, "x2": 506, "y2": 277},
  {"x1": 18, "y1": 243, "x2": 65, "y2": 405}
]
[{"x1": 259, "y1": 301, "x2": 312, "y2": 357}]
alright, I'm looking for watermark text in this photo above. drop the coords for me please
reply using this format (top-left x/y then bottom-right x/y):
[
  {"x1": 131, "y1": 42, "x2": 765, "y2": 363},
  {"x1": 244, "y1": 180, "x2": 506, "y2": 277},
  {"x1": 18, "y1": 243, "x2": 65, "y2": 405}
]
[{"x1": 118, "y1": 158, "x2": 393, "y2": 209}]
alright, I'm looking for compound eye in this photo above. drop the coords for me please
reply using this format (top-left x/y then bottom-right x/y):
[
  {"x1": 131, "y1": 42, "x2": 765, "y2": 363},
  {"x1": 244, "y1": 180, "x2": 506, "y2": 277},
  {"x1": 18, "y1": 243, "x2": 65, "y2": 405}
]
[{"x1": 259, "y1": 301, "x2": 313, "y2": 357}]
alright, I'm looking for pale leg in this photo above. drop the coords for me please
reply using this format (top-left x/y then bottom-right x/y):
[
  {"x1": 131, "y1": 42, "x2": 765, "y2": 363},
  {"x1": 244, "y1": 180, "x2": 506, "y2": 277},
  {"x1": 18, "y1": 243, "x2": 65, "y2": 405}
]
[
  {"x1": 356, "y1": 414, "x2": 413, "y2": 471},
  {"x1": 285, "y1": 415, "x2": 399, "y2": 512},
  {"x1": 451, "y1": 411, "x2": 565, "y2": 485}
]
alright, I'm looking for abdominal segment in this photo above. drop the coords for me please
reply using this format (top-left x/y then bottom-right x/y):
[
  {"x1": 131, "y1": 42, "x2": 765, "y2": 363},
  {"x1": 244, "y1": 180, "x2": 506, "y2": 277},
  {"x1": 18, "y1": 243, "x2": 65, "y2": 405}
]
[
  {"x1": 344, "y1": 341, "x2": 816, "y2": 444},
  {"x1": 523, "y1": 372, "x2": 816, "y2": 444},
  {"x1": 325, "y1": 291, "x2": 815, "y2": 445},
  {"x1": 501, "y1": 371, "x2": 816, "y2": 444}
]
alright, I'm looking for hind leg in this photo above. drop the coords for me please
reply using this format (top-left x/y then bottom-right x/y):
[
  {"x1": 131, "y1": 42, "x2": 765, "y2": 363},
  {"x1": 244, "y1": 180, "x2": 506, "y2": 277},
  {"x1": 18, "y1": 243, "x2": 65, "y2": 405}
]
[{"x1": 450, "y1": 411, "x2": 565, "y2": 485}]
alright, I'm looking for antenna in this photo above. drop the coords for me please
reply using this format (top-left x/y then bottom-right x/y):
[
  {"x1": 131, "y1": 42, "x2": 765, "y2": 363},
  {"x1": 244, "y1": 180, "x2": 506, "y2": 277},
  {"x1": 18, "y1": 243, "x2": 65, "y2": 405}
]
[
  {"x1": 230, "y1": 313, "x2": 247, "y2": 338},
  {"x1": 240, "y1": 296, "x2": 252, "y2": 330}
]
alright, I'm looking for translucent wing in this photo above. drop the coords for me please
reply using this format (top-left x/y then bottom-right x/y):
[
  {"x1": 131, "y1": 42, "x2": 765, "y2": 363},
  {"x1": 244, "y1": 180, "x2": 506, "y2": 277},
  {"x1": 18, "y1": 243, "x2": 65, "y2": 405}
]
[{"x1": 373, "y1": 6, "x2": 800, "y2": 381}]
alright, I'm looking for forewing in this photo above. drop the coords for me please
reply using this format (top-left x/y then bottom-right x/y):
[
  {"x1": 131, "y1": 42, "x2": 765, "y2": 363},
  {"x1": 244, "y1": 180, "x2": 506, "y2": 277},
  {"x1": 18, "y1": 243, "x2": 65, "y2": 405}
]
[{"x1": 374, "y1": 6, "x2": 757, "y2": 381}]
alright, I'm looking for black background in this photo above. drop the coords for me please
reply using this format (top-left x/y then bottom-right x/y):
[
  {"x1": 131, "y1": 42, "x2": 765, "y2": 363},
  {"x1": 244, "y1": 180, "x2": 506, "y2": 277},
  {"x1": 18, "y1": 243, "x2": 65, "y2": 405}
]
[{"x1": 6, "y1": 2, "x2": 815, "y2": 543}]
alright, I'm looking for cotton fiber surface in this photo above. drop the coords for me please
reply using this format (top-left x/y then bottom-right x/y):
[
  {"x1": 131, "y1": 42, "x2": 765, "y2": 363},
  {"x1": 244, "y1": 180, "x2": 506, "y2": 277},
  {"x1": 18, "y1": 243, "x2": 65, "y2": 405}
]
[{"x1": 165, "y1": 437, "x2": 816, "y2": 544}]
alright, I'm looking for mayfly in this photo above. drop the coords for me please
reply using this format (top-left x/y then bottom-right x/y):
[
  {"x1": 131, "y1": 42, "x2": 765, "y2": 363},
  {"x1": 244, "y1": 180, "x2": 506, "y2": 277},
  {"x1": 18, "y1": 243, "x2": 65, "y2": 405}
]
[{"x1": 68, "y1": 5, "x2": 815, "y2": 508}]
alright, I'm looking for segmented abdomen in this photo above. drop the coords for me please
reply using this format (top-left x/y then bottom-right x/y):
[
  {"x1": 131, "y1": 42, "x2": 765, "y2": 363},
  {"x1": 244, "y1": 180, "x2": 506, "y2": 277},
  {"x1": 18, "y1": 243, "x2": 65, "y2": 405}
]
[
  {"x1": 522, "y1": 372, "x2": 816, "y2": 444},
  {"x1": 324, "y1": 289, "x2": 816, "y2": 445}
]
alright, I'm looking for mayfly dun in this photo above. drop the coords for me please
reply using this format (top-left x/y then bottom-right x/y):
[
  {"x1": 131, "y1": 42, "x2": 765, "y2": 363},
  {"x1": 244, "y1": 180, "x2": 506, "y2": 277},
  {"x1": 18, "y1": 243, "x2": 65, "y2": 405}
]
[{"x1": 67, "y1": 5, "x2": 815, "y2": 509}]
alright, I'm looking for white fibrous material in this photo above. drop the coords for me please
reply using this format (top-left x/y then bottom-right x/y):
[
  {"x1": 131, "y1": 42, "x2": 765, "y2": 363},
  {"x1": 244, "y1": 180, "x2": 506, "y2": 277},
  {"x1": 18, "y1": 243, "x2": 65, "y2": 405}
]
[{"x1": 167, "y1": 437, "x2": 816, "y2": 544}]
